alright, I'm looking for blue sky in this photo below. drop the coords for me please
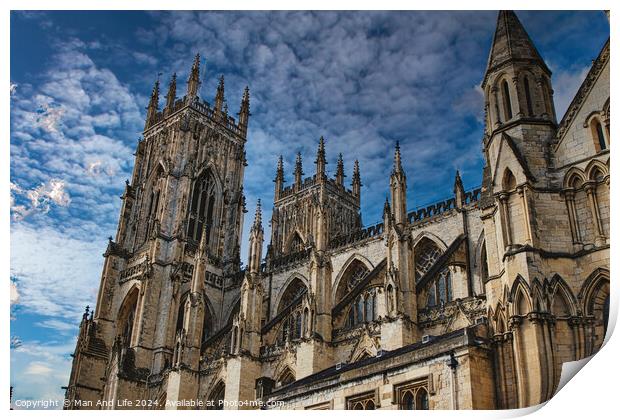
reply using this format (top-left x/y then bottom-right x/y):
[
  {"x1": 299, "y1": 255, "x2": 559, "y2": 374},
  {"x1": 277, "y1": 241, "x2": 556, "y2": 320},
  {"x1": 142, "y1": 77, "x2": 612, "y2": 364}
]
[{"x1": 9, "y1": 10, "x2": 609, "y2": 408}]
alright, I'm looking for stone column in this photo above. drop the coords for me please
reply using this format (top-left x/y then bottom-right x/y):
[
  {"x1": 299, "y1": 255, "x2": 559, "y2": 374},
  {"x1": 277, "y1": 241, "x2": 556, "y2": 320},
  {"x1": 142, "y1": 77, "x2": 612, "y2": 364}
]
[
  {"x1": 564, "y1": 190, "x2": 582, "y2": 245},
  {"x1": 498, "y1": 193, "x2": 512, "y2": 250},
  {"x1": 584, "y1": 183, "x2": 605, "y2": 245},
  {"x1": 517, "y1": 186, "x2": 533, "y2": 245}
]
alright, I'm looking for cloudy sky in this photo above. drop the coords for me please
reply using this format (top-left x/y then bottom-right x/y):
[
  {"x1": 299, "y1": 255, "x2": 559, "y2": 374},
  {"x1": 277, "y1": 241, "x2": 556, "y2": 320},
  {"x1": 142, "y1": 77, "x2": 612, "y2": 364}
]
[{"x1": 9, "y1": 10, "x2": 609, "y2": 407}]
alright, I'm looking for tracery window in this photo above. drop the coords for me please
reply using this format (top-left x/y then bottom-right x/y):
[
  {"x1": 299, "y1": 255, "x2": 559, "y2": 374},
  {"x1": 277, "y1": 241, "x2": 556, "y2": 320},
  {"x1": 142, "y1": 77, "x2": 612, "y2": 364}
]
[
  {"x1": 415, "y1": 239, "x2": 442, "y2": 281},
  {"x1": 278, "y1": 309, "x2": 305, "y2": 344},
  {"x1": 289, "y1": 232, "x2": 304, "y2": 253},
  {"x1": 426, "y1": 269, "x2": 453, "y2": 307},
  {"x1": 346, "y1": 289, "x2": 377, "y2": 328},
  {"x1": 335, "y1": 259, "x2": 371, "y2": 304},
  {"x1": 348, "y1": 265, "x2": 370, "y2": 291},
  {"x1": 347, "y1": 391, "x2": 377, "y2": 410},
  {"x1": 277, "y1": 368, "x2": 295, "y2": 388},
  {"x1": 395, "y1": 381, "x2": 429, "y2": 410},
  {"x1": 187, "y1": 170, "x2": 217, "y2": 243}
]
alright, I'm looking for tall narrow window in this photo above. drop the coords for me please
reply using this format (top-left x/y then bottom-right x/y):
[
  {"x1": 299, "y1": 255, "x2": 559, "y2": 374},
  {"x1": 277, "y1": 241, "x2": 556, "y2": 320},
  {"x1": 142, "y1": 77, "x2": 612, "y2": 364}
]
[
  {"x1": 524, "y1": 76, "x2": 534, "y2": 116},
  {"x1": 356, "y1": 296, "x2": 364, "y2": 324},
  {"x1": 596, "y1": 121, "x2": 607, "y2": 151},
  {"x1": 187, "y1": 171, "x2": 216, "y2": 243},
  {"x1": 295, "y1": 312, "x2": 302, "y2": 338},
  {"x1": 416, "y1": 388, "x2": 429, "y2": 410},
  {"x1": 438, "y1": 273, "x2": 447, "y2": 304},
  {"x1": 365, "y1": 293, "x2": 374, "y2": 322},
  {"x1": 427, "y1": 284, "x2": 436, "y2": 307},
  {"x1": 502, "y1": 80, "x2": 513, "y2": 120}
]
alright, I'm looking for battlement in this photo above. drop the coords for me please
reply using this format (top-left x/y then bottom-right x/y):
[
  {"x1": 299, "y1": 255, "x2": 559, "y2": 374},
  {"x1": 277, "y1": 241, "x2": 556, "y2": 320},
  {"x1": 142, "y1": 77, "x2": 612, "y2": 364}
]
[
  {"x1": 145, "y1": 95, "x2": 245, "y2": 138},
  {"x1": 328, "y1": 186, "x2": 482, "y2": 251},
  {"x1": 277, "y1": 175, "x2": 356, "y2": 202}
]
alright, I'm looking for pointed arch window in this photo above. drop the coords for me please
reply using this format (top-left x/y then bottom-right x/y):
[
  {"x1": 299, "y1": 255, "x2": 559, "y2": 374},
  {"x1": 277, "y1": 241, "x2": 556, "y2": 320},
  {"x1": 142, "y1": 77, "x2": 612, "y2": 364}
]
[
  {"x1": 335, "y1": 259, "x2": 370, "y2": 303},
  {"x1": 396, "y1": 382, "x2": 430, "y2": 410},
  {"x1": 595, "y1": 120, "x2": 607, "y2": 151},
  {"x1": 119, "y1": 288, "x2": 139, "y2": 348},
  {"x1": 347, "y1": 392, "x2": 377, "y2": 410},
  {"x1": 207, "y1": 382, "x2": 225, "y2": 410},
  {"x1": 502, "y1": 80, "x2": 513, "y2": 120},
  {"x1": 187, "y1": 170, "x2": 217, "y2": 243},
  {"x1": 201, "y1": 302, "x2": 213, "y2": 344}
]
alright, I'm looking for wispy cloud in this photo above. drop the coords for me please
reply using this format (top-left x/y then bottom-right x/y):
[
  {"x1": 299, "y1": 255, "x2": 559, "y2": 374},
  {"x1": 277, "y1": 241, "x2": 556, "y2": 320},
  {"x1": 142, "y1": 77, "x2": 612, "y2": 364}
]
[{"x1": 11, "y1": 223, "x2": 103, "y2": 320}]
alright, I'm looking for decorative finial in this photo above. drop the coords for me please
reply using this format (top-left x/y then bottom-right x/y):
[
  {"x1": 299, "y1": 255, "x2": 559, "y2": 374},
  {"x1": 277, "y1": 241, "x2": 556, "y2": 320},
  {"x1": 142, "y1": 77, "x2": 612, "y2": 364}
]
[
  {"x1": 335, "y1": 153, "x2": 345, "y2": 185},
  {"x1": 215, "y1": 75, "x2": 225, "y2": 113},
  {"x1": 393, "y1": 141, "x2": 403, "y2": 173},
  {"x1": 253, "y1": 199, "x2": 263, "y2": 230},
  {"x1": 186, "y1": 53, "x2": 201, "y2": 98},
  {"x1": 165, "y1": 72, "x2": 177, "y2": 110}
]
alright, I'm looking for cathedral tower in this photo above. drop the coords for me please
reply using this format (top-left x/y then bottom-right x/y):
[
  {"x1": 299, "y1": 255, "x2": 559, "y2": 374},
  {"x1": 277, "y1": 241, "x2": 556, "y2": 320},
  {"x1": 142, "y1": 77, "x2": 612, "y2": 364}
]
[{"x1": 66, "y1": 54, "x2": 251, "y2": 408}]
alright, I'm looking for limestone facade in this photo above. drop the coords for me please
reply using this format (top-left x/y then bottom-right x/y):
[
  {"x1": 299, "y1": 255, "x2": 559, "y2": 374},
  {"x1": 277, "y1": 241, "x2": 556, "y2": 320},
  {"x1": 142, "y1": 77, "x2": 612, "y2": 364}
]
[{"x1": 65, "y1": 11, "x2": 610, "y2": 410}]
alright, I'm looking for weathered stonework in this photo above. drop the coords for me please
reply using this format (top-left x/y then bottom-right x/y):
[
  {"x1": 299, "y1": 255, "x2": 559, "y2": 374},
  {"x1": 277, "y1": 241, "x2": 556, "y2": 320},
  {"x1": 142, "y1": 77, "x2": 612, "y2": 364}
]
[{"x1": 65, "y1": 11, "x2": 610, "y2": 410}]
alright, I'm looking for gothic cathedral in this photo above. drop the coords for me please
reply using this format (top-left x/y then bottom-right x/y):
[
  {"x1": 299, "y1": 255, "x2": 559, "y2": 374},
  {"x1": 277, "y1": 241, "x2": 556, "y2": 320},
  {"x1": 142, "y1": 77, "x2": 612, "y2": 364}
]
[{"x1": 65, "y1": 11, "x2": 610, "y2": 409}]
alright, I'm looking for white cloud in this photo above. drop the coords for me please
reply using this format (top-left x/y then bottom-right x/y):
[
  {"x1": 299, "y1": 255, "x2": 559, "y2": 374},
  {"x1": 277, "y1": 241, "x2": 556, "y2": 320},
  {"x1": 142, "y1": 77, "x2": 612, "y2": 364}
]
[
  {"x1": 24, "y1": 362, "x2": 54, "y2": 376},
  {"x1": 10, "y1": 179, "x2": 71, "y2": 221},
  {"x1": 11, "y1": 81, "x2": 18, "y2": 96},
  {"x1": 11, "y1": 339, "x2": 75, "y2": 408},
  {"x1": 10, "y1": 223, "x2": 103, "y2": 320}
]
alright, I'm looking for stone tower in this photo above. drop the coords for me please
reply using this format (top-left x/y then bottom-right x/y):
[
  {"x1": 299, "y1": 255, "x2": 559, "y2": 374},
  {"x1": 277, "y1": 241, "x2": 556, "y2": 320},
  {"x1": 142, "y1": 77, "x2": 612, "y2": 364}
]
[
  {"x1": 479, "y1": 11, "x2": 610, "y2": 408},
  {"x1": 65, "y1": 54, "x2": 251, "y2": 408}
]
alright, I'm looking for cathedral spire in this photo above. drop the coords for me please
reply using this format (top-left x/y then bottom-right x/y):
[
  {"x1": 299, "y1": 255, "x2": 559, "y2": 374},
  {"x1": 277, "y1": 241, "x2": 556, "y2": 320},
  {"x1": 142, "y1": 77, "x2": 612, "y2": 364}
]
[
  {"x1": 482, "y1": 11, "x2": 550, "y2": 88},
  {"x1": 335, "y1": 153, "x2": 345, "y2": 186},
  {"x1": 186, "y1": 53, "x2": 201, "y2": 99},
  {"x1": 294, "y1": 152, "x2": 304, "y2": 189},
  {"x1": 274, "y1": 155, "x2": 284, "y2": 200},
  {"x1": 454, "y1": 170, "x2": 466, "y2": 209},
  {"x1": 390, "y1": 141, "x2": 407, "y2": 226},
  {"x1": 145, "y1": 78, "x2": 160, "y2": 130},
  {"x1": 214, "y1": 75, "x2": 225, "y2": 115},
  {"x1": 238, "y1": 86, "x2": 250, "y2": 136},
  {"x1": 248, "y1": 199, "x2": 264, "y2": 275},
  {"x1": 392, "y1": 141, "x2": 404, "y2": 174},
  {"x1": 352, "y1": 159, "x2": 361, "y2": 199},
  {"x1": 165, "y1": 73, "x2": 177, "y2": 114},
  {"x1": 198, "y1": 223, "x2": 209, "y2": 257},
  {"x1": 315, "y1": 136, "x2": 327, "y2": 181},
  {"x1": 252, "y1": 199, "x2": 263, "y2": 231}
]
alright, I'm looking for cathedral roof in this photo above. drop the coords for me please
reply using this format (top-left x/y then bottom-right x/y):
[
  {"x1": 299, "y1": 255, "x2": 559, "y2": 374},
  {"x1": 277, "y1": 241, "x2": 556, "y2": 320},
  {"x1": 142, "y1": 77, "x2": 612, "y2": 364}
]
[{"x1": 482, "y1": 11, "x2": 550, "y2": 88}]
